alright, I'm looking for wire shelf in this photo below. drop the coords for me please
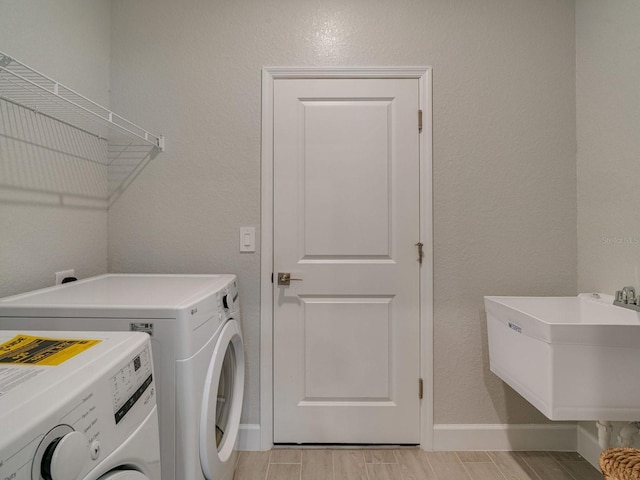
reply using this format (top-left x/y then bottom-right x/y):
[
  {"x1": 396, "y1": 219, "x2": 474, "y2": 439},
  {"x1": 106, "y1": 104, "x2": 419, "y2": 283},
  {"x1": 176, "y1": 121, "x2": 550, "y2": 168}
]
[{"x1": 0, "y1": 51, "x2": 164, "y2": 204}]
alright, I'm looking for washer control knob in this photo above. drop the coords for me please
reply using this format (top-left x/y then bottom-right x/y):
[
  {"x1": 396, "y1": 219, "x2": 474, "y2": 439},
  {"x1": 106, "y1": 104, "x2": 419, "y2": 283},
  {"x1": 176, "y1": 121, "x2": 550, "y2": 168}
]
[
  {"x1": 41, "y1": 431, "x2": 89, "y2": 480},
  {"x1": 90, "y1": 440, "x2": 101, "y2": 460}
]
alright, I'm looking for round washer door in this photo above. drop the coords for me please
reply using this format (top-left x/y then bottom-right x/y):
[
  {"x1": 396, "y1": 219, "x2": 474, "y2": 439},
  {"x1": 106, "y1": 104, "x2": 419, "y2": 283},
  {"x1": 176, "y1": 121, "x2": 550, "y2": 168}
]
[
  {"x1": 200, "y1": 319, "x2": 245, "y2": 480},
  {"x1": 97, "y1": 471, "x2": 150, "y2": 480}
]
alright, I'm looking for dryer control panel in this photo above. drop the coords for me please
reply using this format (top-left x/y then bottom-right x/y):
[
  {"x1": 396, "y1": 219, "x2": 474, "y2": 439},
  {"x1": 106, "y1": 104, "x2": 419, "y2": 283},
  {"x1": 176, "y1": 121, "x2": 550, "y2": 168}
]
[{"x1": 221, "y1": 279, "x2": 239, "y2": 315}]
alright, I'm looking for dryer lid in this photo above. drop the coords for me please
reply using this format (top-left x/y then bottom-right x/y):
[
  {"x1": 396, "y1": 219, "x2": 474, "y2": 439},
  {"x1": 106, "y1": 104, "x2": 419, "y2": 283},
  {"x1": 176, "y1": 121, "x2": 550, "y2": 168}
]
[{"x1": 0, "y1": 274, "x2": 236, "y2": 309}]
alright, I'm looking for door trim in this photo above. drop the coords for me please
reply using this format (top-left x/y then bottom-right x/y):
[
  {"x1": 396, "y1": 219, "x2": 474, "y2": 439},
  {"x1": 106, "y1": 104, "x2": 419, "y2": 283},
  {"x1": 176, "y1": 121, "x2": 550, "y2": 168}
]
[{"x1": 260, "y1": 66, "x2": 433, "y2": 450}]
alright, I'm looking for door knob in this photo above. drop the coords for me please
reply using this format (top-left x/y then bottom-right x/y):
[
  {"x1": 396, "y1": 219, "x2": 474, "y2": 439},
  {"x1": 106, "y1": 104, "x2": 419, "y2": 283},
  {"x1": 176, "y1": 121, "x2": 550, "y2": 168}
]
[{"x1": 277, "y1": 272, "x2": 303, "y2": 286}]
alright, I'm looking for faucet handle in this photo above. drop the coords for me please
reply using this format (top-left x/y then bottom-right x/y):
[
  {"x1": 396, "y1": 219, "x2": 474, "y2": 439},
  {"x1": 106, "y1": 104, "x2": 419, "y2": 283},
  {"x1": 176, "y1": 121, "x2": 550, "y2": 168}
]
[{"x1": 622, "y1": 286, "x2": 637, "y2": 304}]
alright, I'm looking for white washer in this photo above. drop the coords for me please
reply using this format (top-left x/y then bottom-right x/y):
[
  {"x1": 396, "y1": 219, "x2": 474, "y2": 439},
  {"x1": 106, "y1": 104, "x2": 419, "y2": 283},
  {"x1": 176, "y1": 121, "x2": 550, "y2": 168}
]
[
  {"x1": 0, "y1": 330, "x2": 160, "y2": 480},
  {"x1": 0, "y1": 274, "x2": 245, "y2": 480}
]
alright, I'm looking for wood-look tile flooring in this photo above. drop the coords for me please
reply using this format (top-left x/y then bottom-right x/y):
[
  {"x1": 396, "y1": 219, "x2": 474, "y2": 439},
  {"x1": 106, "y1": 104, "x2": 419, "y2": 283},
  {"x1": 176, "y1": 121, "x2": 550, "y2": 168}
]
[{"x1": 234, "y1": 449, "x2": 603, "y2": 480}]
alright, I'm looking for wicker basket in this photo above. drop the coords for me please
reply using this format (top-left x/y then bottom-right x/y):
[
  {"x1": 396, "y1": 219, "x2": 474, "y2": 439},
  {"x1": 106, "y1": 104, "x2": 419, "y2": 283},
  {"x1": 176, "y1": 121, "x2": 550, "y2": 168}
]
[{"x1": 600, "y1": 448, "x2": 640, "y2": 480}]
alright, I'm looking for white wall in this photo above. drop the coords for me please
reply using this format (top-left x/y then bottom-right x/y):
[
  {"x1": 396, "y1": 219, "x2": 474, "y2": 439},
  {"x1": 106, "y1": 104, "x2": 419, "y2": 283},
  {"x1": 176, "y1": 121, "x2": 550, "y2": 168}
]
[
  {"x1": 0, "y1": 0, "x2": 111, "y2": 297},
  {"x1": 108, "y1": 0, "x2": 577, "y2": 426},
  {"x1": 576, "y1": 0, "x2": 640, "y2": 450}
]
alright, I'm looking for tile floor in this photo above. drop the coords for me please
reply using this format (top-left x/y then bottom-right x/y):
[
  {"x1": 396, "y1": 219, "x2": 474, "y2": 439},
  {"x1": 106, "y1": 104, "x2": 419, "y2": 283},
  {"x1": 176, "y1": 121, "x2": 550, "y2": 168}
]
[{"x1": 233, "y1": 449, "x2": 603, "y2": 480}]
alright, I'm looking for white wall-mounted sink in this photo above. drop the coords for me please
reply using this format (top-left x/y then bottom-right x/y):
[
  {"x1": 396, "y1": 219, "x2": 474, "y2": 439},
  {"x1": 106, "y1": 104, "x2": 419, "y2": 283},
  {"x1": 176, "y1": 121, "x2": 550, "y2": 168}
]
[{"x1": 484, "y1": 293, "x2": 640, "y2": 421}]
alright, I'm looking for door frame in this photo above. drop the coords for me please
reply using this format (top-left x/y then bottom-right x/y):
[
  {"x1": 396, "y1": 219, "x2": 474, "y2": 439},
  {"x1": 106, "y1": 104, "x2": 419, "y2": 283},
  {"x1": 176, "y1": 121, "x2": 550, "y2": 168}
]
[{"x1": 260, "y1": 66, "x2": 433, "y2": 450}]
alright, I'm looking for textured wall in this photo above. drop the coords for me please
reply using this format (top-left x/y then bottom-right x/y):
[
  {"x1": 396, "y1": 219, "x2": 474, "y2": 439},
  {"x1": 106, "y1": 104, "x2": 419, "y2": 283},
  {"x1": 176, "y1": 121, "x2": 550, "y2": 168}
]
[
  {"x1": 0, "y1": 0, "x2": 111, "y2": 297},
  {"x1": 108, "y1": 0, "x2": 577, "y2": 426},
  {"x1": 576, "y1": 0, "x2": 640, "y2": 294},
  {"x1": 576, "y1": 0, "x2": 640, "y2": 446}
]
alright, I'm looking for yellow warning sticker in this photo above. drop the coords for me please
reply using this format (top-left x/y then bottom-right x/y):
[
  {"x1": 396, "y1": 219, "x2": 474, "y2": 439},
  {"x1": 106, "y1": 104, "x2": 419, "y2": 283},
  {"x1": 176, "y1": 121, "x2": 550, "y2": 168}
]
[{"x1": 0, "y1": 334, "x2": 101, "y2": 366}]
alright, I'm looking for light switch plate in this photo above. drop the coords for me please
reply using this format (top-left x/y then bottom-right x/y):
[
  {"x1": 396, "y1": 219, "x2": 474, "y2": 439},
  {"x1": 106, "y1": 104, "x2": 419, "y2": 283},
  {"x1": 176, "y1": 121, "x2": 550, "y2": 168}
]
[{"x1": 239, "y1": 227, "x2": 255, "y2": 252}]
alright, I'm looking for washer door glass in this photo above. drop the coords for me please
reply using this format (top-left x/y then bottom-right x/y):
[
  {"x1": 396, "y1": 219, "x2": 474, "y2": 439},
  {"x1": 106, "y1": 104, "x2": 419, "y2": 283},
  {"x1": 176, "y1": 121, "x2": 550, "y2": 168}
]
[
  {"x1": 199, "y1": 320, "x2": 245, "y2": 479},
  {"x1": 97, "y1": 471, "x2": 149, "y2": 480}
]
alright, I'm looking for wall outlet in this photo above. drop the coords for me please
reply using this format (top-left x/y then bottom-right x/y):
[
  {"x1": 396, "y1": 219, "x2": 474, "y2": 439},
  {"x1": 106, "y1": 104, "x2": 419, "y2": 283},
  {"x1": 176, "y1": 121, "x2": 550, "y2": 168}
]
[{"x1": 55, "y1": 269, "x2": 75, "y2": 285}]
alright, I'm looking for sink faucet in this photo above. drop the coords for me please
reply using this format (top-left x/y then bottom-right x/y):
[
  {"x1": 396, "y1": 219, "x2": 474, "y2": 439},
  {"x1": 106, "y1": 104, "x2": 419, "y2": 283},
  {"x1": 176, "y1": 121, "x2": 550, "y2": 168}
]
[
  {"x1": 622, "y1": 286, "x2": 636, "y2": 302},
  {"x1": 614, "y1": 286, "x2": 640, "y2": 312}
]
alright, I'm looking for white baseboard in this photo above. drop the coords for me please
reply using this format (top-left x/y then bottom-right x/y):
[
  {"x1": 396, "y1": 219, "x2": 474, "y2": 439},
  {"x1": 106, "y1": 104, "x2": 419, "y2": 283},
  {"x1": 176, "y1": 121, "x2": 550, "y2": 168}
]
[
  {"x1": 577, "y1": 423, "x2": 602, "y2": 470},
  {"x1": 433, "y1": 424, "x2": 577, "y2": 451},
  {"x1": 239, "y1": 423, "x2": 580, "y2": 453},
  {"x1": 237, "y1": 424, "x2": 263, "y2": 451}
]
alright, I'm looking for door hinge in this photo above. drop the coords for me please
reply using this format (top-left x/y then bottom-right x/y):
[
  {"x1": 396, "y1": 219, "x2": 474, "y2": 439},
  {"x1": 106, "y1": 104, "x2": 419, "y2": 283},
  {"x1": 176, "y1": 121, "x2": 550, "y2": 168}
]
[
  {"x1": 415, "y1": 242, "x2": 424, "y2": 265},
  {"x1": 418, "y1": 109, "x2": 423, "y2": 132},
  {"x1": 419, "y1": 378, "x2": 424, "y2": 400}
]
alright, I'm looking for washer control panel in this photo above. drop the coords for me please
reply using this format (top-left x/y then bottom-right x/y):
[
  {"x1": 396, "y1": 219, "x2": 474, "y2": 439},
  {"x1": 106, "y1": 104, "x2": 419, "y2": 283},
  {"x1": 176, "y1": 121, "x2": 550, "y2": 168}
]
[
  {"x1": 0, "y1": 338, "x2": 156, "y2": 480},
  {"x1": 111, "y1": 345, "x2": 153, "y2": 424}
]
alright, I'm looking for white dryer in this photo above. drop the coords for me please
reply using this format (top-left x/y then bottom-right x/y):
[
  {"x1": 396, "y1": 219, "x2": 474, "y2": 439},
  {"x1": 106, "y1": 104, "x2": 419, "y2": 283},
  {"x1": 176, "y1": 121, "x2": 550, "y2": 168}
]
[
  {"x1": 0, "y1": 274, "x2": 245, "y2": 480},
  {"x1": 0, "y1": 330, "x2": 160, "y2": 480}
]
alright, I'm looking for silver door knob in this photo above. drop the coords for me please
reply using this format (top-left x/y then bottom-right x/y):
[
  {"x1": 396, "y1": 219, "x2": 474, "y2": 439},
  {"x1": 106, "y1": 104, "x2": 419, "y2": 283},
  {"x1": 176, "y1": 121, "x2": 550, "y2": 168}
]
[{"x1": 277, "y1": 272, "x2": 303, "y2": 286}]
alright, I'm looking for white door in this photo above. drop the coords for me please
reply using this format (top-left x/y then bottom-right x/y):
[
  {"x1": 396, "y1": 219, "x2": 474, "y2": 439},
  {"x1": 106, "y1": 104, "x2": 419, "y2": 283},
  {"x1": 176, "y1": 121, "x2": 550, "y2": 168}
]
[{"x1": 273, "y1": 77, "x2": 422, "y2": 444}]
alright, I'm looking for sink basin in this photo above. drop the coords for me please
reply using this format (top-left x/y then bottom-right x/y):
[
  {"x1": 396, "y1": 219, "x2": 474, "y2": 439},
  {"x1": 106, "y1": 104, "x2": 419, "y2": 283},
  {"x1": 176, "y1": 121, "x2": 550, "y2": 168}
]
[{"x1": 484, "y1": 293, "x2": 640, "y2": 421}]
